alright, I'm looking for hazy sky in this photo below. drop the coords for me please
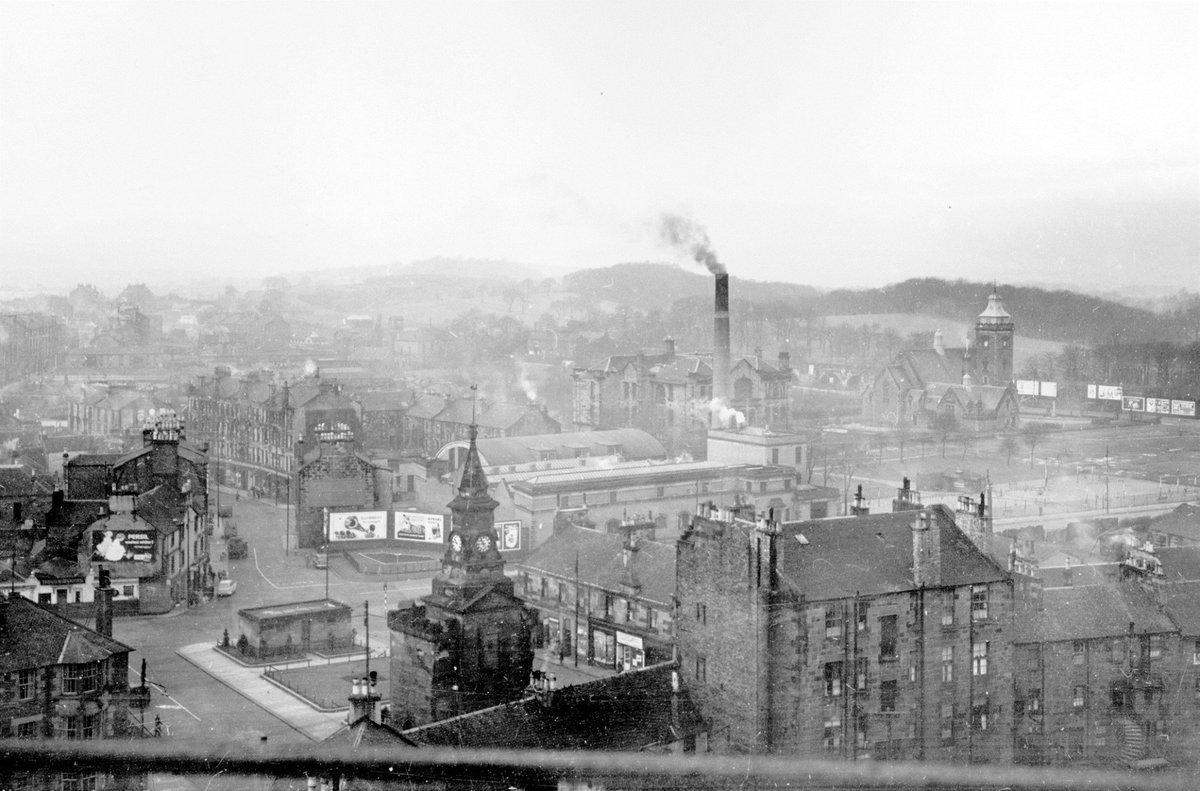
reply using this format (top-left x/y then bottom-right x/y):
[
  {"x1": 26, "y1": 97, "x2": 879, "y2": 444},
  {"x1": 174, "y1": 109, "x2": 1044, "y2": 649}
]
[{"x1": 2, "y1": 1, "x2": 1197, "y2": 293}]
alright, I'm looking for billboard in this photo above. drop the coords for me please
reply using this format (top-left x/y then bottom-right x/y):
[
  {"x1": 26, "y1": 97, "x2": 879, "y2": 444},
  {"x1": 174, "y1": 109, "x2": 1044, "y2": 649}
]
[
  {"x1": 1097, "y1": 385, "x2": 1123, "y2": 401},
  {"x1": 393, "y1": 512, "x2": 445, "y2": 543},
  {"x1": 1122, "y1": 396, "x2": 1145, "y2": 412},
  {"x1": 327, "y1": 511, "x2": 387, "y2": 542},
  {"x1": 1016, "y1": 380, "x2": 1038, "y2": 396},
  {"x1": 92, "y1": 529, "x2": 155, "y2": 563},
  {"x1": 1146, "y1": 397, "x2": 1173, "y2": 414},
  {"x1": 1172, "y1": 400, "x2": 1197, "y2": 418},
  {"x1": 1040, "y1": 381, "x2": 1058, "y2": 398},
  {"x1": 497, "y1": 521, "x2": 521, "y2": 552}
]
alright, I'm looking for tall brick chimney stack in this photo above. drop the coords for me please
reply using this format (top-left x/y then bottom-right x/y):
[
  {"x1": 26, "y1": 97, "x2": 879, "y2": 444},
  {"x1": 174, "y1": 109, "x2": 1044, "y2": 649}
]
[
  {"x1": 911, "y1": 508, "x2": 941, "y2": 587},
  {"x1": 712, "y1": 273, "x2": 731, "y2": 427}
]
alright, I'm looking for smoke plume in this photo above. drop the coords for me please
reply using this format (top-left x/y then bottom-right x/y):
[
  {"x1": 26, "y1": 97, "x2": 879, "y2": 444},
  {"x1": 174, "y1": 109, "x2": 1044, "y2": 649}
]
[{"x1": 660, "y1": 214, "x2": 726, "y2": 275}]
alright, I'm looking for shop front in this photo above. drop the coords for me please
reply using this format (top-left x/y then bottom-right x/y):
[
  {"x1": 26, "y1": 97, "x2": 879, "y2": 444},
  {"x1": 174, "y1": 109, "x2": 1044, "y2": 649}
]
[{"x1": 588, "y1": 622, "x2": 646, "y2": 671}]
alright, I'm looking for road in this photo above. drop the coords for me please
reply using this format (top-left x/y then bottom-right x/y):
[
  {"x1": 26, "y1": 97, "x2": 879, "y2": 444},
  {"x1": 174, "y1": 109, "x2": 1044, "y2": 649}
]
[{"x1": 114, "y1": 489, "x2": 435, "y2": 746}]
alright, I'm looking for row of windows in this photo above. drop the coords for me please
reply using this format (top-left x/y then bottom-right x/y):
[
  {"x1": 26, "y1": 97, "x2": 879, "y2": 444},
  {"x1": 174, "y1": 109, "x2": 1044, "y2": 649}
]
[
  {"x1": 10, "y1": 663, "x2": 103, "y2": 699},
  {"x1": 822, "y1": 643, "x2": 989, "y2": 698},
  {"x1": 823, "y1": 587, "x2": 991, "y2": 642}
]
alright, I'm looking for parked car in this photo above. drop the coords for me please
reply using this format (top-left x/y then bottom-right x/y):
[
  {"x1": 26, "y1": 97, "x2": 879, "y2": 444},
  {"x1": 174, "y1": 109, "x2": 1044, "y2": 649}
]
[
  {"x1": 227, "y1": 536, "x2": 248, "y2": 560},
  {"x1": 216, "y1": 578, "x2": 237, "y2": 597}
]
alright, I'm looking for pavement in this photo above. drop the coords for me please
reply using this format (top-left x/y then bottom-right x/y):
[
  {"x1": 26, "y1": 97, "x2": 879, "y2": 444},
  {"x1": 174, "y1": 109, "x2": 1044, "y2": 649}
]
[
  {"x1": 177, "y1": 643, "x2": 351, "y2": 742},
  {"x1": 177, "y1": 641, "x2": 618, "y2": 744}
]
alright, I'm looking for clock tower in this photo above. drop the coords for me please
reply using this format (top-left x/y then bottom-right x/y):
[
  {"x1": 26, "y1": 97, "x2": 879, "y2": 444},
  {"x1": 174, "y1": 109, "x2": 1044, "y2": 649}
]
[
  {"x1": 973, "y1": 286, "x2": 1015, "y2": 385},
  {"x1": 388, "y1": 422, "x2": 534, "y2": 728}
]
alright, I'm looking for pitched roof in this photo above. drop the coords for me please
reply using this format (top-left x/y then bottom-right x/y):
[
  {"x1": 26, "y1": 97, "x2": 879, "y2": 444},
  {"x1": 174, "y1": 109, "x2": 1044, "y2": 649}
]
[
  {"x1": 1157, "y1": 546, "x2": 1200, "y2": 582},
  {"x1": 774, "y1": 505, "x2": 1009, "y2": 601},
  {"x1": 0, "y1": 594, "x2": 132, "y2": 672},
  {"x1": 468, "y1": 429, "x2": 667, "y2": 468},
  {"x1": 320, "y1": 715, "x2": 417, "y2": 749},
  {"x1": 898, "y1": 347, "x2": 970, "y2": 390},
  {"x1": 516, "y1": 525, "x2": 674, "y2": 606},
  {"x1": 1147, "y1": 503, "x2": 1200, "y2": 541},
  {"x1": 404, "y1": 663, "x2": 702, "y2": 751},
  {"x1": 1013, "y1": 584, "x2": 1177, "y2": 643}
]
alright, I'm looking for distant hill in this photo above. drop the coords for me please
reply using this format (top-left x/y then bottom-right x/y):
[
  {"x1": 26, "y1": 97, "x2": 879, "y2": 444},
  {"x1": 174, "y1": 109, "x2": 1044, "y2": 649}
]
[
  {"x1": 563, "y1": 263, "x2": 822, "y2": 311},
  {"x1": 563, "y1": 265, "x2": 1166, "y2": 345}
]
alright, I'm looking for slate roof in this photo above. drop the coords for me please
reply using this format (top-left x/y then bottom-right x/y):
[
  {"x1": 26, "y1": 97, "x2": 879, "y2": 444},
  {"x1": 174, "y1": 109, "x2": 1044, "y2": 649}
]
[
  {"x1": 897, "y1": 347, "x2": 970, "y2": 390},
  {"x1": 0, "y1": 466, "x2": 53, "y2": 496},
  {"x1": 1013, "y1": 584, "x2": 1177, "y2": 644},
  {"x1": 1147, "y1": 503, "x2": 1200, "y2": 542},
  {"x1": 357, "y1": 391, "x2": 409, "y2": 412},
  {"x1": 405, "y1": 394, "x2": 448, "y2": 420},
  {"x1": 319, "y1": 715, "x2": 417, "y2": 749},
  {"x1": 404, "y1": 663, "x2": 703, "y2": 751},
  {"x1": 0, "y1": 594, "x2": 132, "y2": 672},
  {"x1": 775, "y1": 505, "x2": 1009, "y2": 601},
  {"x1": 466, "y1": 429, "x2": 666, "y2": 468},
  {"x1": 1157, "y1": 546, "x2": 1200, "y2": 582},
  {"x1": 516, "y1": 525, "x2": 674, "y2": 606},
  {"x1": 1039, "y1": 563, "x2": 1119, "y2": 588}
]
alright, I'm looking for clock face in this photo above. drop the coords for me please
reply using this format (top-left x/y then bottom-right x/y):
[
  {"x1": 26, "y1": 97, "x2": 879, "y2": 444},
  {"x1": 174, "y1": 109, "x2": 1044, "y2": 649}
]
[
  {"x1": 475, "y1": 535, "x2": 492, "y2": 553},
  {"x1": 450, "y1": 533, "x2": 463, "y2": 552}
]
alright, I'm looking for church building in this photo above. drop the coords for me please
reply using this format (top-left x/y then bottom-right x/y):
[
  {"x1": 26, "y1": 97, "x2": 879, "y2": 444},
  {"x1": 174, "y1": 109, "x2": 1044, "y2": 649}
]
[
  {"x1": 387, "y1": 424, "x2": 535, "y2": 728},
  {"x1": 861, "y1": 288, "x2": 1019, "y2": 432}
]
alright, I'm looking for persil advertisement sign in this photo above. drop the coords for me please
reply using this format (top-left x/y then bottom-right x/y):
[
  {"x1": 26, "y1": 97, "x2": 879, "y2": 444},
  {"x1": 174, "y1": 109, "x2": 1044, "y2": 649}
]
[
  {"x1": 497, "y1": 521, "x2": 521, "y2": 552},
  {"x1": 1172, "y1": 400, "x2": 1197, "y2": 418},
  {"x1": 393, "y1": 512, "x2": 445, "y2": 543},
  {"x1": 1146, "y1": 398, "x2": 1173, "y2": 414},
  {"x1": 1122, "y1": 396, "x2": 1145, "y2": 412},
  {"x1": 1097, "y1": 385, "x2": 1123, "y2": 401},
  {"x1": 327, "y1": 511, "x2": 387, "y2": 542},
  {"x1": 93, "y1": 530, "x2": 155, "y2": 563},
  {"x1": 1016, "y1": 380, "x2": 1038, "y2": 396}
]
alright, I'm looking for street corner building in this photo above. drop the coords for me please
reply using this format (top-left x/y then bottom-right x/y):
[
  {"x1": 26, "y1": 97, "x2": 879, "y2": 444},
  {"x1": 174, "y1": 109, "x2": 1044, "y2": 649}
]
[{"x1": 676, "y1": 500, "x2": 1015, "y2": 762}]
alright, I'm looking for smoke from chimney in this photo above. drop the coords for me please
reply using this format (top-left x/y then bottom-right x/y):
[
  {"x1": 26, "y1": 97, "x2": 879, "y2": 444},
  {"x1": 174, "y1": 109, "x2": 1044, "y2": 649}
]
[{"x1": 659, "y1": 214, "x2": 726, "y2": 275}]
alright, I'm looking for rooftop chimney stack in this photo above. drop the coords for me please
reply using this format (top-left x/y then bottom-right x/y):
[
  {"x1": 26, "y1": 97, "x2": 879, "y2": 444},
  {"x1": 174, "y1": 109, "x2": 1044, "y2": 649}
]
[{"x1": 713, "y1": 273, "x2": 731, "y2": 426}]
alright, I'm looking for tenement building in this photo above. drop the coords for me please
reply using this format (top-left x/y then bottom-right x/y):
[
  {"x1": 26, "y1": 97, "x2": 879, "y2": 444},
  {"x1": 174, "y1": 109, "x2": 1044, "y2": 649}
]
[{"x1": 677, "y1": 501, "x2": 1014, "y2": 762}]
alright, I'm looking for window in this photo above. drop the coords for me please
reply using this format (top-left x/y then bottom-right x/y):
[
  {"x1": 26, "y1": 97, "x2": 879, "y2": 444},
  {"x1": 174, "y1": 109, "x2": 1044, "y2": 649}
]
[
  {"x1": 879, "y1": 615, "x2": 898, "y2": 659},
  {"x1": 1073, "y1": 685, "x2": 1086, "y2": 709},
  {"x1": 1194, "y1": 678, "x2": 1200, "y2": 702},
  {"x1": 1193, "y1": 639, "x2": 1200, "y2": 665},
  {"x1": 940, "y1": 703, "x2": 954, "y2": 742},
  {"x1": 610, "y1": 491, "x2": 618, "y2": 505},
  {"x1": 972, "y1": 641, "x2": 988, "y2": 676},
  {"x1": 1073, "y1": 640, "x2": 1085, "y2": 665},
  {"x1": 17, "y1": 668, "x2": 35, "y2": 700},
  {"x1": 941, "y1": 646, "x2": 954, "y2": 682},
  {"x1": 604, "y1": 594, "x2": 614, "y2": 619},
  {"x1": 60, "y1": 772, "x2": 99, "y2": 791},
  {"x1": 1116, "y1": 639, "x2": 1128, "y2": 662},
  {"x1": 15, "y1": 719, "x2": 39, "y2": 738},
  {"x1": 941, "y1": 591, "x2": 955, "y2": 627},
  {"x1": 972, "y1": 703, "x2": 989, "y2": 732},
  {"x1": 647, "y1": 608, "x2": 658, "y2": 631},
  {"x1": 824, "y1": 661, "x2": 842, "y2": 697},
  {"x1": 656, "y1": 487, "x2": 665, "y2": 498},
  {"x1": 557, "y1": 582, "x2": 566, "y2": 603},
  {"x1": 695, "y1": 656, "x2": 706, "y2": 682},
  {"x1": 855, "y1": 600, "x2": 868, "y2": 632},
  {"x1": 1150, "y1": 634, "x2": 1162, "y2": 659},
  {"x1": 771, "y1": 449, "x2": 780, "y2": 465},
  {"x1": 823, "y1": 714, "x2": 842, "y2": 750},
  {"x1": 971, "y1": 585, "x2": 988, "y2": 621},
  {"x1": 880, "y1": 680, "x2": 897, "y2": 712},
  {"x1": 1029, "y1": 689, "x2": 1041, "y2": 711},
  {"x1": 696, "y1": 603, "x2": 706, "y2": 625},
  {"x1": 62, "y1": 663, "x2": 99, "y2": 695},
  {"x1": 825, "y1": 607, "x2": 842, "y2": 639},
  {"x1": 540, "y1": 577, "x2": 548, "y2": 598},
  {"x1": 854, "y1": 658, "x2": 869, "y2": 691},
  {"x1": 795, "y1": 447, "x2": 803, "y2": 463}
]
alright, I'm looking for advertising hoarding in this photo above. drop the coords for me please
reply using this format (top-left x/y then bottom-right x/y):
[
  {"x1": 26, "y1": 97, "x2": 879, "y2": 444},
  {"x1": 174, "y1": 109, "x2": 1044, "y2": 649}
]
[
  {"x1": 1040, "y1": 382, "x2": 1058, "y2": 398},
  {"x1": 327, "y1": 511, "x2": 387, "y2": 542},
  {"x1": 393, "y1": 512, "x2": 445, "y2": 543},
  {"x1": 1146, "y1": 398, "x2": 1173, "y2": 414},
  {"x1": 497, "y1": 521, "x2": 521, "y2": 552},
  {"x1": 1016, "y1": 380, "x2": 1038, "y2": 396},
  {"x1": 1172, "y1": 400, "x2": 1197, "y2": 418},
  {"x1": 1087, "y1": 384, "x2": 1097, "y2": 399},
  {"x1": 1097, "y1": 385, "x2": 1123, "y2": 401},
  {"x1": 1122, "y1": 396, "x2": 1145, "y2": 412},
  {"x1": 92, "y1": 530, "x2": 155, "y2": 563}
]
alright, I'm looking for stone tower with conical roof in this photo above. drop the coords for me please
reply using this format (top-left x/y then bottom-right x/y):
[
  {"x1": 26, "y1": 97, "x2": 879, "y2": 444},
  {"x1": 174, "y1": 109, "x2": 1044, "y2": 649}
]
[{"x1": 973, "y1": 286, "x2": 1014, "y2": 385}]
